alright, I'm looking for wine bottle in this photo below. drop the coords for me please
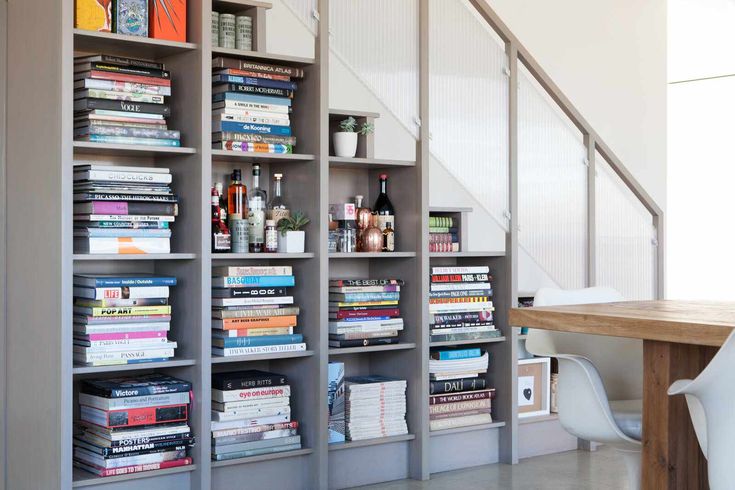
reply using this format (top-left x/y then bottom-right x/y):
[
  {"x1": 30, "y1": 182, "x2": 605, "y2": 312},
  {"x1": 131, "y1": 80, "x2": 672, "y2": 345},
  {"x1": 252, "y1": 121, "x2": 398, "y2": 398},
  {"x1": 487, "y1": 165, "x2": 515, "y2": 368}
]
[
  {"x1": 248, "y1": 164, "x2": 267, "y2": 253},
  {"x1": 211, "y1": 187, "x2": 231, "y2": 253},
  {"x1": 373, "y1": 173, "x2": 395, "y2": 232},
  {"x1": 267, "y1": 173, "x2": 290, "y2": 225}
]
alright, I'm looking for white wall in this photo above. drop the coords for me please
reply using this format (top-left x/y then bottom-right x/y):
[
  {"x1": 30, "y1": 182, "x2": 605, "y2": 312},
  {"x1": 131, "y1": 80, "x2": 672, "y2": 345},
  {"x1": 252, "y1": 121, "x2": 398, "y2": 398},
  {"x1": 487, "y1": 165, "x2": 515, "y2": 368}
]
[
  {"x1": 667, "y1": 0, "x2": 735, "y2": 301},
  {"x1": 487, "y1": 0, "x2": 668, "y2": 211}
]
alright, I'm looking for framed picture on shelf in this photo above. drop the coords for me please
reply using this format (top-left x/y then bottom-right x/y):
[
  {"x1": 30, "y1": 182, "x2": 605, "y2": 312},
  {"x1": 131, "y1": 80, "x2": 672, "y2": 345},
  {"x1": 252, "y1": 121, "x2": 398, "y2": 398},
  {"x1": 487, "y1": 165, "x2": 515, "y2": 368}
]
[{"x1": 517, "y1": 357, "x2": 551, "y2": 418}]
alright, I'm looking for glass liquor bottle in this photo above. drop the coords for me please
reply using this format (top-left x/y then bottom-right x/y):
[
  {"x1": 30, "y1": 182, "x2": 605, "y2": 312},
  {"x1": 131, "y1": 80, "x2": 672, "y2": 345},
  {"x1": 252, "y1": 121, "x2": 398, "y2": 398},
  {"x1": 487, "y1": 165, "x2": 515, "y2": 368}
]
[
  {"x1": 248, "y1": 164, "x2": 267, "y2": 253},
  {"x1": 227, "y1": 169, "x2": 247, "y2": 224},
  {"x1": 215, "y1": 182, "x2": 227, "y2": 224},
  {"x1": 382, "y1": 221, "x2": 395, "y2": 252},
  {"x1": 267, "y1": 173, "x2": 290, "y2": 225},
  {"x1": 373, "y1": 173, "x2": 395, "y2": 232},
  {"x1": 211, "y1": 187, "x2": 231, "y2": 253}
]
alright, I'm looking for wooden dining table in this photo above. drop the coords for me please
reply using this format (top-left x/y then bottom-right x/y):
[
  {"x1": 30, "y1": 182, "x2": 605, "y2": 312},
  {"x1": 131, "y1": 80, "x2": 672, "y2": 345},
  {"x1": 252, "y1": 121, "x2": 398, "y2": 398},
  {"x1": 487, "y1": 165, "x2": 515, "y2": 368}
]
[{"x1": 509, "y1": 300, "x2": 735, "y2": 490}]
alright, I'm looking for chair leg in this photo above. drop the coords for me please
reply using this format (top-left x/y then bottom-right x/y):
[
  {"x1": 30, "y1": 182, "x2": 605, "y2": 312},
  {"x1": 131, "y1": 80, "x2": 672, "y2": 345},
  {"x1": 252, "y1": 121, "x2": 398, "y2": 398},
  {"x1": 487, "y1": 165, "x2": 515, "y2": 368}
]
[{"x1": 615, "y1": 448, "x2": 641, "y2": 490}]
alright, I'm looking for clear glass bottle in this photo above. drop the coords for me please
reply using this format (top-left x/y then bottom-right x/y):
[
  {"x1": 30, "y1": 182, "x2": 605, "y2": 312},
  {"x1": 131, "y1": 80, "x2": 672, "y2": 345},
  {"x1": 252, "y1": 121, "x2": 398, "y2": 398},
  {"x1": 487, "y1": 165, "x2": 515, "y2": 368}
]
[
  {"x1": 227, "y1": 169, "x2": 247, "y2": 224},
  {"x1": 267, "y1": 173, "x2": 290, "y2": 225},
  {"x1": 215, "y1": 182, "x2": 227, "y2": 224},
  {"x1": 373, "y1": 173, "x2": 395, "y2": 232},
  {"x1": 248, "y1": 164, "x2": 267, "y2": 253}
]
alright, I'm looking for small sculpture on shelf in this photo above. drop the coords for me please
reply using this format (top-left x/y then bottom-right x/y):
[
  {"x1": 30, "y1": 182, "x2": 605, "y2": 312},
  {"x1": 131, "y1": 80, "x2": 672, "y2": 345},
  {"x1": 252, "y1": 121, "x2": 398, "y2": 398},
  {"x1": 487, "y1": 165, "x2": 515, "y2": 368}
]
[
  {"x1": 332, "y1": 116, "x2": 374, "y2": 158},
  {"x1": 277, "y1": 211, "x2": 310, "y2": 253}
]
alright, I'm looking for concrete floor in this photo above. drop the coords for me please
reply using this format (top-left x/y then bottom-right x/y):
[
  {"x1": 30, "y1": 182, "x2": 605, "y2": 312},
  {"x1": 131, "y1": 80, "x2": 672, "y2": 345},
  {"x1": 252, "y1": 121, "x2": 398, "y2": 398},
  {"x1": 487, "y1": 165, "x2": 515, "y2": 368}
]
[{"x1": 359, "y1": 447, "x2": 628, "y2": 490}]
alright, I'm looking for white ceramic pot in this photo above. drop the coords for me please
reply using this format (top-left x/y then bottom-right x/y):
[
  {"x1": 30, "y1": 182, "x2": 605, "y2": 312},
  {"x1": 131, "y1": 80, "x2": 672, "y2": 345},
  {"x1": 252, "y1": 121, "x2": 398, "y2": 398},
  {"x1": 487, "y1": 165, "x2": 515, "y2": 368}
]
[
  {"x1": 277, "y1": 230, "x2": 306, "y2": 253},
  {"x1": 333, "y1": 132, "x2": 358, "y2": 158}
]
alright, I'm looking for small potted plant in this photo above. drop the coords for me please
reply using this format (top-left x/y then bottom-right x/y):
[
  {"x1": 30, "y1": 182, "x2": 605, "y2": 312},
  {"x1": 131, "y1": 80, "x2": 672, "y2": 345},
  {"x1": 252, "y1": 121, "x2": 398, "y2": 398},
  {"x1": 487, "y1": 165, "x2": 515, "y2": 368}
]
[
  {"x1": 277, "y1": 211, "x2": 310, "y2": 253},
  {"x1": 333, "y1": 117, "x2": 375, "y2": 158}
]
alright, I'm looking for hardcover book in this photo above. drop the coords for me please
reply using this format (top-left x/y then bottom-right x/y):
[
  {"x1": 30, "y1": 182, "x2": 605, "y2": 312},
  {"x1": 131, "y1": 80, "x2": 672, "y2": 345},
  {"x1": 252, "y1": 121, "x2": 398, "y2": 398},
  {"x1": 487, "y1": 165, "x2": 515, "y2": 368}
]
[
  {"x1": 116, "y1": 0, "x2": 148, "y2": 36},
  {"x1": 149, "y1": 0, "x2": 187, "y2": 42},
  {"x1": 75, "y1": 0, "x2": 113, "y2": 32}
]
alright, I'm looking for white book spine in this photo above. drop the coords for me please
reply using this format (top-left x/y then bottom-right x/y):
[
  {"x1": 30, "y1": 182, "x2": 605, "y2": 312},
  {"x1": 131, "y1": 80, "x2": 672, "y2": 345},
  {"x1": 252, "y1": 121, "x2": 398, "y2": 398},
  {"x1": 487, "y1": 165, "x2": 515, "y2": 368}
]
[
  {"x1": 73, "y1": 286, "x2": 169, "y2": 300},
  {"x1": 428, "y1": 302, "x2": 494, "y2": 313},
  {"x1": 212, "y1": 296, "x2": 294, "y2": 307},
  {"x1": 211, "y1": 406, "x2": 291, "y2": 422},
  {"x1": 212, "y1": 385, "x2": 291, "y2": 403},
  {"x1": 213, "y1": 343, "x2": 306, "y2": 357},
  {"x1": 75, "y1": 170, "x2": 173, "y2": 184},
  {"x1": 431, "y1": 266, "x2": 490, "y2": 275},
  {"x1": 430, "y1": 282, "x2": 492, "y2": 291},
  {"x1": 78, "y1": 392, "x2": 190, "y2": 411},
  {"x1": 74, "y1": 347, "x2": 175, "y2": 361}
]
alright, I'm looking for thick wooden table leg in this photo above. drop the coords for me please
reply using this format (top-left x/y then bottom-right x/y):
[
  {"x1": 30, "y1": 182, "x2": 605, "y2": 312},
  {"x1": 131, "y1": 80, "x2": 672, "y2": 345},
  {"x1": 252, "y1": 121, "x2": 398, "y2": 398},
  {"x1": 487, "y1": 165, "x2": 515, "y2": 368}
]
[{"x1": 642, "y1": 340, "x2": 714, "y2": 489}]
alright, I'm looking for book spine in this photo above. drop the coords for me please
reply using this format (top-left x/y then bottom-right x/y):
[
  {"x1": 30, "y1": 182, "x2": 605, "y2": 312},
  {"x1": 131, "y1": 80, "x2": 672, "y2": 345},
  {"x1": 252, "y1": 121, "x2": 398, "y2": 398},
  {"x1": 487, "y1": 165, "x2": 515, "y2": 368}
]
[
  {"x1": 215, "y1": 334, "x2": 303, "y2": 348},
  {"x1": 216, "y1": 307, "x2": 300, "y2": 319},
  {"x1": 86, "y1": 61, "x2": 170, "y2": 79},
  {"x1": 212, "y1": 81, "x2": 294, "y2": 97},
  {"x1": 76, "y1": 457, "x2": 192, "y2": 477},
  {"x1": 429, "y1": 296, "x2": 491, "y2": 305},
  {"x1": 211, "y1": 421, "x2": 299, "y2": 438},
  {"x1": 218, "y1": 121, "x2": 291, "y2": 136},
  {"x1": 85, "y1": 135, "x2": 181, "y2": 147},
  {"x1": 329, "y1": 292, "x2": 400, "y2": 302},
  {"x1": 75, "y1": 237, "x2": 171, "y2": 254},
  {"x1": 81, "y1": 331, "x2": 168, "y2": 341},
  {"x1": 212, "y1": 57, "x2": 304, "y2": 78},
  {"x1": 96, "y1": 440, "x2": 190, "y2": 457},
  {"x1": 212, "y1": 443, "x2": 301, "y2": 461},
  {"x1": 214, "y1": 343, "x2": 306, "y2": 357},
  {"x1": 77, "y1": 215, "x2": 175, "y2": 223},
  {"x1": 214, "y1": 276, "x2": 295, "y2": 288},
  {"x1": 330, "y1": 279, "x2": 404, "y2": 287},
  {"x1": 211, "y1": 266, "x2": 292, "y2": 276},
  {"x1": 74, "y1": 285, "x2": 169, "y2": 299},
  {"x1": 213, "y1": 287, "x2": 290, "y2": 298},
  {"x1": 212, "y1": 297, "x2": 293, "y2": 307},
  {"x1": 87, "y1": 305, "x2": 171, "y2": 316},
  {"x1": 80, "y1": 276, "x2": 175, "y2": 286},
  {"x1": 428, "y1": 302, "x2": 494, "y2": 313},
  {"x1": 215, "y1": 68, "x2": 291, "y2": 81},
  {"x1": 431, "y1": 273, "x2": 492, "y2": 283},
  {"x1": 75, "y1": 169, "x2": 172, "y2": 184},
  {"x1": 429, "y1": 378, "x2": 487, "y2": 395},
  {"x1": 434, "y1": 348, "x2": 482, "y2": 361},
  {"x1": 214, "y1": 327, "x2": 294, "y2": 338},
  {"x1": 82, "y1": 201, "x2": 177, "y2": 215},
  {"x1": 331, "y1": 308, "x2": 400, "y2": 319},
  {"x1": 82, "y1": 89, "x2": 165, "y2": 104},
  {"x1": 218, "y1": 141, "x2": 292, "y2": 154},
  {"x1": 78, "y1": 98, "x2": 171, "y2": 116},
  {"x1": 213, "y1": 91, "x2": 292, "y2": 107},
  {"x1": 216, "y1": 113, "x2": 290, "y2": 125},
  {"x1": 80, "y1": 78, "x2": 172, "y2": 95},
  {"x1": 213, "y1": 100, "x2": 291, "y2": 114},
  {"x1": 430, "y1": 282, "x2": 492, "y2": 291},
  {"x1": 212, "y1": 386, "x2": 291, "y2": 403},
  {"x1": 81, "y1": 404, "x2": 188, "y2": 428},
  {"x1": 213, "y1": 373, "x2": 288, "y2": 391},
  {"x1": 75, "y1": 193, "x2": 177, "y2": 202},
  {"x1": 329, "y1": 285, "x2": 400, "y2": 293},
  {"x1": 429, "y1": 390, "x2": 494, "y2": 405},
  {"x1": 429, "y1": 289, "x2": 492, "y2": 299},
  {"x1": 78, "y1": 392, "x2": 189, "y2": 411},
  {"x1": 431, "y1": 266, "x2": 490, "y2": 275},
  {"x1": 216, "y1": 315, "x2": 298, "y2": 329},
  {"x1": 329, "y1": 330, "x2": 398, "y2": 340},
  {"x1": 82, "y1": 381, "x2": 191, "y2": 399},
  {"x1": 329, "y1": 338, "x2": 399, "y2": 348},
  {"x1": 75, "y1": 55, "x2": 164, "y2": 70},
  {"x1": 226, "y1": 77, "x2": 297, "y2": 90},
  {"x1": 87, "y1": 70, "x2": 172, "y2": 87},
  {"x1": 85, "y1": 125, "x2": 180, "y2": 140},
  {"x1": 211, "y1": 406, "x2": 291, "y2": 423},
  {"x1": 75, "y1": 347, "x2": 175, "y2": 362}
]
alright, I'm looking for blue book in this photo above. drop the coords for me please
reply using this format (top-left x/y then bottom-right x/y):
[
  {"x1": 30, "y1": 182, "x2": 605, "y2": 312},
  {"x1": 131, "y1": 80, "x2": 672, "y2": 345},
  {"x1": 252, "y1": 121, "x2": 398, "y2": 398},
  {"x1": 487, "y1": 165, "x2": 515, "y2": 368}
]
[
  {"x1": 212, "y1": 92, "x2": 292, "y2": 107},
  {"x1": 433, "y1": 348, "x2": 482, "y2": 361},
  {"x1": 217, "y1": 334, "x2": 303, "y2": 348},
  {"x1": 214, "y1": 75, "x2": 298, "y2": 91},
  {"x1": 81, "y1": 228, "x2": 171, "y2": 238},
  {"x1": 219, "y1": 121, "x2": 292, "y2": 136},
  {"x1": 73, "y1": 274, "x2": 177, "y2": 287},
  {"x1": 213, "y1": 275, "x2": 296, "y2": 288},
  {"x1": 328, "y1": 292, "x2": 401, "y2": 302},
  {"x1": 87, "y1": 135, "x2": 181, "y2": 147}
]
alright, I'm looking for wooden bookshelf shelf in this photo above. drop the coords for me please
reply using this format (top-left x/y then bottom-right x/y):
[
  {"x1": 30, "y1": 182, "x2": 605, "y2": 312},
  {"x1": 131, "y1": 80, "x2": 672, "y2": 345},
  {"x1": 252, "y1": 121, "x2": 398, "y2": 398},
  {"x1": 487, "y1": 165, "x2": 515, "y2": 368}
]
[
  {"x1": 73, "y1": 141, "x2": 196, "y2": 157},
  {"x1": 72, "y1": 464, "x2": 197, "y2": 487},
  {"x1": 429, "y1": 251, "x2": 505, "y2": 258},
  {"x1": 429, "y1": 337, "x2": 506, "y2": 348},
  {"x1": 429, "y1": 206, "x2": 473, "y2": 213},
  {"x1": 211, "y1": 47, "x2": 315, "y2": 66},
  {"x1": 519, "y1": 413, "x2": 559, "y2": 425},
  {"x1": 73, "y1": 29, "x2": 198, "y2": 58},
  {"x1": 211, "y1": 150, "x2": 316, "y2": 163},
  {"x1": 210, "y1": 350, "x2": 315, "y2": 364},
  {"x1": 213, "y1": 0, "x2": 273, "y2": 11},
  {"x1": 328, "y1": 434, "x2": 416, "y2": 451},
  {"x1": 211, "y1": 448, "x2": 313, "y2": 469},
  {"x1": 429, "y1": 421, "x2": 506, "y2": 437},
  {"x1": 329, "y1": 252, "x2": 417, "y2": 259},
  {"x1": 328, "y1": 156, "x2": 416, "y2": 169},
  {"x1": 72, "y1": 359, "x2": 197, "y2": 376},
  {"x1": 211, "y1": 252, "x2": 315, "y2": 260},
  {"x1": 73, "y1": 253, "x2": 197, "y2": 261},
  {"x1": 328, "y1": 343, "x2": 416, "y2": 356}
]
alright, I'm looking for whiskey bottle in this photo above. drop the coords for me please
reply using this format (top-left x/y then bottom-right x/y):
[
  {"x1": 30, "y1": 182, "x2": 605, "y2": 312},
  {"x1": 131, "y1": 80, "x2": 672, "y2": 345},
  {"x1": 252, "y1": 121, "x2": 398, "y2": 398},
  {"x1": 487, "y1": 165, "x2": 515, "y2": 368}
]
[
  {"x1": 211, "y1": 187, "x2": 231, "y2": 253},
  {"x1": 267, "y1": 173, "x2": 290, "y2": 225},
  {"x1": 382, "y1": 221, "x2": 395, "y2": 252},
  {"x1": 248, "y1": 164, "x2": 267, "y2": 253},
  {"x1": 227, "y1": 169, "x2": 247, "y2": 224},
  {"x1": 373, "y1": 173, "x2": 395, "y2": 232}
]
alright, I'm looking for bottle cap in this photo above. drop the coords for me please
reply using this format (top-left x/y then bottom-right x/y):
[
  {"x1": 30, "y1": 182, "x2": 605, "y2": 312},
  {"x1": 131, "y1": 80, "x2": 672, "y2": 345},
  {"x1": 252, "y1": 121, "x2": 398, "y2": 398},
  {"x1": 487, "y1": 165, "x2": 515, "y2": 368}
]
[
  {"x1": 379, "y1": 173, "x2": 388, "y2": 180},
  {"x1": 266, "y1": 220, "x2": 276, "y2": 226},
  {"x1": 274, "y1": 173, "x2": 283, "y2": 179},
  {"x1": 252, "y1": 163, "x2": 261, "y2": 175}
]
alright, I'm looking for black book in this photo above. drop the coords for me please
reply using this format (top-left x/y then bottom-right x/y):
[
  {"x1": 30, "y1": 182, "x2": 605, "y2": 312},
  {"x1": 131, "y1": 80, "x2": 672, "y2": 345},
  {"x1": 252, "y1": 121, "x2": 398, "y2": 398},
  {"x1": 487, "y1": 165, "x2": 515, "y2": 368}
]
[
  {"x1": 211, "y1": 287, "x2": 291, "y2": 299},
  {"x1": 73, "y1": 437, "x2": 193, "y2": 457},
  {"x1": 329, "y1": 305, "x2": 396, "y2": 312},
  {"x1": 212, "y1": 84, "x2": 294, "y2": 98},
  {"x1": 328, "y1": 338, "x2": 399, "y2": 348},
  {"x1": 329, "y1": 279, "x2": 404, "y2": 287},
  {"x1": 74, "y1": 61, "x2": 171, "y2": 79},
  {"x1": 212, "y1": 370, "x2": 287, "y2": 391},
  {"x1": 84, "y1": 431, "x2": 193, "y2": 448},
  {"x1": 429, "y1": 377, "x2": 487, "y2": 395},
  {"x1": 74, "y1": 54, "x2": 165, "y2": 71},
  {"x1": 81, "y1": 374, "x2": 192, "y2": 398},
  {"x1": 74, "y1": 98, "x2": 171, "y2": 117}
]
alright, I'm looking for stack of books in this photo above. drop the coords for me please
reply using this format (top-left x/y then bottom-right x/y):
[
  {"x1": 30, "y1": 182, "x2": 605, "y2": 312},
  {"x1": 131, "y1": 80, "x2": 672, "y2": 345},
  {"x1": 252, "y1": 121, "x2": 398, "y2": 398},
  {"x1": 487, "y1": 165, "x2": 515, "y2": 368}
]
[
  {"x1": 73, "y1": 274, "x2": 177, "y2": 367},
  {"x1": 74, "y1": 164, "x2": 177, "y2": 254},
  {"x1": 336, "y1": 376, "x2": 408, "y2": 442},
  {"x1": 211, "y1": 56, "x2": 303, "y2": 154},
  {"x1": 429, "y1": 215, "x2": 459, "y2": 253},
  {"x1": 211, "y1": 265, "x2": 305, "y2": 357},
  {"x1": 211, "y1": 370, "x2": 301, "y2": 461},
  {"x1": 73, "y1": 374, "x2": 195, "y2": 477},
  {"x1": 327, "y1": 362, "x2": 346, "y2": 444},
  {"x1": 429, "y1": 266, "x2": 499, "y2": 342},
  {"x1": 74, "y1": 54, "x2": 181, "y2": 147},
  {"x1": 328, "y1": 279, "x2": 404, "y2": 348},
  {"x1": 428, "y1": 348, "x2": 495, "y2": 431}
]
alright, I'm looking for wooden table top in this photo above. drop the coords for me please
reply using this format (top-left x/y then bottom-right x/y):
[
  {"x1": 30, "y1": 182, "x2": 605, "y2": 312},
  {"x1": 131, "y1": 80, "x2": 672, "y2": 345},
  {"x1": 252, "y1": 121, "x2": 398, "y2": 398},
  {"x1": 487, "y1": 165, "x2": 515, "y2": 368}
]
[{"x1": 509, "y1": 300, "x2": 735, "y2": 347}]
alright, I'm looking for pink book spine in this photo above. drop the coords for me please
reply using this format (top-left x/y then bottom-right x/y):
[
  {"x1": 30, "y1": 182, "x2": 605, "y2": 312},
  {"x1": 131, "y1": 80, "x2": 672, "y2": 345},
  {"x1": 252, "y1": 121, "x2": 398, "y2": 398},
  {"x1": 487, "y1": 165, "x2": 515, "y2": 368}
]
[
  {"x1": 90, "y1": 201, "x2": 129, "y2": 214},
  {"x1": 97, "y1": 457, "x2": 193, "y2": 477},
  {"x1": 86, "y1": 331, "x2": 168, "y2": 341}
]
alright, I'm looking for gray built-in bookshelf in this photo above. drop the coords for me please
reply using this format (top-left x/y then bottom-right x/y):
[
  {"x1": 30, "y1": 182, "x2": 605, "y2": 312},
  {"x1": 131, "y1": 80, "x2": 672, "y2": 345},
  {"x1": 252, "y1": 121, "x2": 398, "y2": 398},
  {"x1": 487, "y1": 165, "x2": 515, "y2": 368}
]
[{"x1": 4, "y1": 1, "x2": 522, "y2": 489}]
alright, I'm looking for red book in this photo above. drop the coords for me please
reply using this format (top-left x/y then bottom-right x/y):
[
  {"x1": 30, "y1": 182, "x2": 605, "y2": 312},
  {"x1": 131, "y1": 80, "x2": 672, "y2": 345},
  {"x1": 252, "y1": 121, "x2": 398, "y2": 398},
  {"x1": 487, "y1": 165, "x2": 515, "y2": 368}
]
[
  {"x1": 80, "y1": 403, "x2": 188, "y2": 428},
  {"x1": 88, "y1": 70, "x2": 172, "y2": 87},
  {"x1": 149, "y1": 0, "x2": 187, "y2": 42}
]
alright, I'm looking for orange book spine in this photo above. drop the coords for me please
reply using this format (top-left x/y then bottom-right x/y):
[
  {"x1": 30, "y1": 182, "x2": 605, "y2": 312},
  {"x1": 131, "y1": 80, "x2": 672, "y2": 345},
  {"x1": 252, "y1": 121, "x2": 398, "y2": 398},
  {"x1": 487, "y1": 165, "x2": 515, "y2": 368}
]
[
  {"x1": 221, "y1": 315, "x2": 298, "y2": 330},
  {"x1": 149, "y1": 0, "x2": 187, "y2": 42}
]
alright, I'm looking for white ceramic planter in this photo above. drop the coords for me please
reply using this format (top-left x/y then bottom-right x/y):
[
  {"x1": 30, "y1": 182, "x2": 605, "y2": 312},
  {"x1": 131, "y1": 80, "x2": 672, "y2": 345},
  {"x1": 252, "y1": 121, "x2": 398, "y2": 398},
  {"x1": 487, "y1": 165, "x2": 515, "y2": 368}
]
[
  {"x1": 333, "y1": 132, "x2": 358, "y2": 158},
  {"x1": 277, "y1": 230, "x2": 306, "y2": 253}
]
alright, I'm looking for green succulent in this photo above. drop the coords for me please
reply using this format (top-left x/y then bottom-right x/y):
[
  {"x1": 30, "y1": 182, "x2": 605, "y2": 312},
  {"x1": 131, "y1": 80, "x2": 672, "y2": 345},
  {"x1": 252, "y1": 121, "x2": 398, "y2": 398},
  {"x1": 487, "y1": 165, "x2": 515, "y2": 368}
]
[
  {"x1": 278, "y1": 211, "x2": 310, "y2": 235},
  {"x1": 359, "y1": 122, "x2": 375, "y2": 135},
  {"x1": 338, "y1": 116, "x2": 358, "y2": 132}
]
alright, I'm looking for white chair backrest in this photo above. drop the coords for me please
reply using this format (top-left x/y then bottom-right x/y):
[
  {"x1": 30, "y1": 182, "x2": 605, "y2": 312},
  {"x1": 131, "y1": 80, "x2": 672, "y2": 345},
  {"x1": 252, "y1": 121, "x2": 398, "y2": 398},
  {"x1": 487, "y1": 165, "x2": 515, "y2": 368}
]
[{"x1": 526, "y1": 287, "x2": 642, "y2": 400}]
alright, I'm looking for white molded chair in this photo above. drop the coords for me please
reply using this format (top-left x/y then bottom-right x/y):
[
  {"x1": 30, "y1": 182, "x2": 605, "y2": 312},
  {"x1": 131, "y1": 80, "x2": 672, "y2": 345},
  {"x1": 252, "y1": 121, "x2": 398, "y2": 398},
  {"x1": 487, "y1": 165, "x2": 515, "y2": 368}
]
[
  {"x1": 526, "y1": 287, "x2": 643, "y2": 490},
  {"x1": 668, "y1": 329, "x2": 735, "y2": 490}
]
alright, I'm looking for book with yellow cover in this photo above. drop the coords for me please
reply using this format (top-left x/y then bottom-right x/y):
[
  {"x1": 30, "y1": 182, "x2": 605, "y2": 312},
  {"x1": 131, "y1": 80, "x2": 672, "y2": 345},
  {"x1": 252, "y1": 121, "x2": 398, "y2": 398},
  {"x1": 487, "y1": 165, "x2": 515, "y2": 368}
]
[{"x1": 75, "y1": 0, "x2": 113, "y2": 32}]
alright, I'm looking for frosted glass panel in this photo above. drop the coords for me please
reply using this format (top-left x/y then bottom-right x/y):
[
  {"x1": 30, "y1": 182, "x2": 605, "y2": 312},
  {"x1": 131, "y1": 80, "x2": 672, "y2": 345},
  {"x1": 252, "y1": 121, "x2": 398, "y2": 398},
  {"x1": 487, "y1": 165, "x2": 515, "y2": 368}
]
[
  {"x1": 596, "y1": 154, "x2": 656, "y2": 300},
  {"x1": 518, "y1": 65, "x2": 587, "y2": 289},
  {"x1": 329, "y1": 0, "x2": 419, "y2": 137},
  {"x1": 428, "y1": 0, "x2": 510, "y2": 228}
]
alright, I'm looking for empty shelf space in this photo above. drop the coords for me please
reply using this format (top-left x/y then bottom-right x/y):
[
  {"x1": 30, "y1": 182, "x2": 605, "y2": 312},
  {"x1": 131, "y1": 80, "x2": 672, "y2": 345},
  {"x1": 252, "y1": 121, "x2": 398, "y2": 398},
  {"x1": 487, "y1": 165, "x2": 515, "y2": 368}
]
[
  {"x1": 328, "y1": 156, "x2": 415, "y2": 169},
  {"x1": 73, "y1": 253, "x2": 197, "y2": 261},
  {"x1": 212, "y1": 252, "x2": 315, "y2": 260},
  {"x1": 73, "y1": 359, "x2": 197, "y2": 376},
  {"x1": 328, "y1": 434, "x2": 415, "y2": 451},
  {"x1": 329, "y1": 252, "x2": 416, "y2": 259},
  {"x1": 73, "y1": 141, "x2": 196, "y2": 157},
  {"x1": 429, "y1": 251, "x2": 505, "y2": 258},
  {"x1": 211, "y1": 350, "x2": 315, "y2": 364},
  {"x1": 213, "y1": 0, "x2": 273, "y2": 10},
  {"x1": 211, "y1": 150, "x2": 315, "y2": 163},
  {"x1": 72, "y1": 463, "x2": 197, "y2": 487},
  {"x1": 429, "y1": 206, "x2": 473, "y2": 213},
  {"x1": 429, "y1": 421, "x2": 506, "y2": 437},
  {"x1": 329, "y1": 343, "x2": 416, "y2": 356},
  {"x1": 329, "y1": 108, "x2": 381, "y2": 119},
  {"x1": 518, "y1": 413, "x2": 559, "y2": 425},
  {"x1": 211, "y1": 448, "x2": 313, "y2": 468},
  {"x1": 429, "y1": 337, "x2": 506, "y2": 348},
  {"x1": 211, "y1": 47, "x2": 314, "y2": 66},
  {"x1": 73, "y1": 30, "x2": 198, "y2": 58}
]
